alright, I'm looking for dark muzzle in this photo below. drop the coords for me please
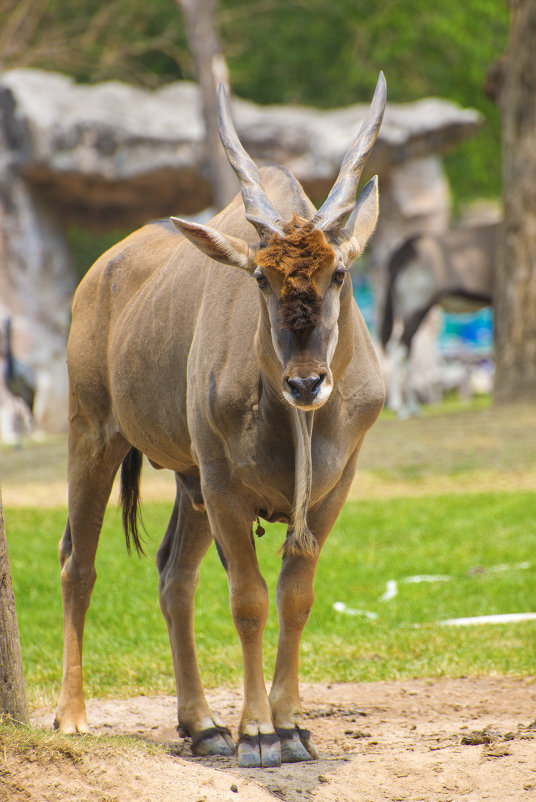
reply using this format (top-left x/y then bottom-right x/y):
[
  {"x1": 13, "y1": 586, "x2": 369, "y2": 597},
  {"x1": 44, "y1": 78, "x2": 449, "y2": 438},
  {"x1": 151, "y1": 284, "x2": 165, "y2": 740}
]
[{"x1": 285, "y1": 374, "x2": 325, "y2": 406}]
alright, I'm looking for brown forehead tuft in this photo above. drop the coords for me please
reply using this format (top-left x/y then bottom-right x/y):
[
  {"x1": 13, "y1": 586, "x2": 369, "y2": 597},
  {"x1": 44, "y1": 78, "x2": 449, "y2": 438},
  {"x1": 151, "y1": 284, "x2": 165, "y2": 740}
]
[{"x1": 256, "y1": 214, "x2": 336, "y2": 333}]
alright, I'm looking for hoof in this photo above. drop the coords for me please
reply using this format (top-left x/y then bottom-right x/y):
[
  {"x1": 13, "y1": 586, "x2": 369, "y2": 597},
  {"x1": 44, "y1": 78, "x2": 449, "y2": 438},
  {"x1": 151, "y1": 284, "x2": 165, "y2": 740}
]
[
  {"x1": 277, "y1": 726, "x2": 319, "y2": 763},
  {"x1": 238, "y1": 732, "x2": 281, "y2": 768},
  {"x1": 179, "y1": 723, "x2": 235, "y2": 757},
  {"x1": 53, "y1": 711, "x2": 90, "y2": 735}
]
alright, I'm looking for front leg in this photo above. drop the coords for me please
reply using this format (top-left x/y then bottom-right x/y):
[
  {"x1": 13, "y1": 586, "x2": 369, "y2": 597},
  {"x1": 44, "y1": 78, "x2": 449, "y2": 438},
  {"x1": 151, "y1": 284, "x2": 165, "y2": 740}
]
[
  {"x1": 205, "y1": 492, "x2": 281, "y2": 768},
  {"x1": 269, "y1": 458, "x2": 359, "y2": 762},
  {"x1": 268, "y1": 551, "x2": 320, "y2": 762}
]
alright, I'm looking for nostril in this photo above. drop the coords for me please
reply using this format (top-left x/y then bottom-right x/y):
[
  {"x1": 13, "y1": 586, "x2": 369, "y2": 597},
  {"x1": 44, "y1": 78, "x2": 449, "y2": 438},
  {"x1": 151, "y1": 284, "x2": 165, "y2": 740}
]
[
  {"x1": 311, "y1": 374, "x2": 325, "y2": 396},
  {"x1": 286, "y1": 374, "x2": 324, "y2": 401},
  {"x1": 286, "y1": 377, "x2": 301, "y2": 398}
]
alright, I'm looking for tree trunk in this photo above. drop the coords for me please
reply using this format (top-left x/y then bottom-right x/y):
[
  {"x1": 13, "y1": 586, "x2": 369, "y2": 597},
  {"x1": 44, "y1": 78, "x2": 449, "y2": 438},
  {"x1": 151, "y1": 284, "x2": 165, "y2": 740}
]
[
  {"x1": 177, "y1": 0, "x2": 237, "y2": 210},
  {"x1": 0, "y1": 488, "x2": 29, "y2": 724},
  {"x1": 494, "y1": 0, "x2": 536, "y2": 403}
]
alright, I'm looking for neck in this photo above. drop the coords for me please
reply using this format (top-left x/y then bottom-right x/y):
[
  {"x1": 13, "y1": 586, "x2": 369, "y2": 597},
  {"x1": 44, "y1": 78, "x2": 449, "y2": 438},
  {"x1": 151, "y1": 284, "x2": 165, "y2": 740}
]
[
  {"x1": 330, "y1": 284, "x2": 355, "y2": 384},
  {"x1": 255, "y1": 306, "x2": 318, "y2": 558},
  {"x1": 4, "y1": 322, "x2": 13, "y2": 371}
]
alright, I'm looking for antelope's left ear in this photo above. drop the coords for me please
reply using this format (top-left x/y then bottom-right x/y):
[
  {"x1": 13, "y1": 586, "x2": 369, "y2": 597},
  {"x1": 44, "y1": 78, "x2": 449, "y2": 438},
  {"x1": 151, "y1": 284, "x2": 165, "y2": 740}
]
[
  {"x1": 171, "y1": 217, "x2": 256, "y2": 271},
  {"x1": 338, "y1": 176, "x2": 379, "y2": 265}
]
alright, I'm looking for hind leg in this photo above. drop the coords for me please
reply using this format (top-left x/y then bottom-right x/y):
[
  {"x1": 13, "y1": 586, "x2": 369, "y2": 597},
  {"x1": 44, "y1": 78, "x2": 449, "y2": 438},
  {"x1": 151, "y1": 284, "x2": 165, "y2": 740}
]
[
  {"x1": 55, "y1": 421, "x2": 129, "y2": 733},
  {"x1": 157, "y1": 476, "x2": 234, "y2": 756}
]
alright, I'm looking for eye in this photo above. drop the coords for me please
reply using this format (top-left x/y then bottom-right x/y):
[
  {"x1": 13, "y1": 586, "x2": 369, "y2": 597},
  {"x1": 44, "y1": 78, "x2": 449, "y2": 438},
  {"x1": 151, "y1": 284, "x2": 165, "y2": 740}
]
[
  {"x1": 254, "y1": 269, "x2": 268, "y2": 289},
  {"x1": 332, "y1": 268, "x2": 347, "y2": 287}
]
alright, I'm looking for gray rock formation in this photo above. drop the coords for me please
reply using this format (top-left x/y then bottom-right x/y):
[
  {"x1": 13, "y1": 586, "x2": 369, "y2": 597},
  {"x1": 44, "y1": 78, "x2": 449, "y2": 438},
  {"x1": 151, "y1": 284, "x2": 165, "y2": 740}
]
[
  {"x1": 0, "y1": 69, "x2": 481, "y2": 440},
  {"x1": 2, "y1": 68, "x2": 480, "y2": 228}
]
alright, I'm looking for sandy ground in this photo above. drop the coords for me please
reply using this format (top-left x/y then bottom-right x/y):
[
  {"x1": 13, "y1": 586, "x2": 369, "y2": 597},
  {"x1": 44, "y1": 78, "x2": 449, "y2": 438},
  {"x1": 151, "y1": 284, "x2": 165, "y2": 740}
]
[{"x1": 1, "y1": 676, "x2": 532, "y2": 801}]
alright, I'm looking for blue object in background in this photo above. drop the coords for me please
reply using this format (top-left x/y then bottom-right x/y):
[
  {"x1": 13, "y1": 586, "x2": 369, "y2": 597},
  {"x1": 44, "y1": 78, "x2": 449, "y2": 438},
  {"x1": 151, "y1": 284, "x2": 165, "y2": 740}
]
[
  {"x1": 439, "y1": 307, "x2": 494, "y2": 356},
  {"x1": 352, "y1": 274, "x2": 377, "y2": 336},
  {"x1": 352, "y1": 272, "x2": 494, "y2": 356}
]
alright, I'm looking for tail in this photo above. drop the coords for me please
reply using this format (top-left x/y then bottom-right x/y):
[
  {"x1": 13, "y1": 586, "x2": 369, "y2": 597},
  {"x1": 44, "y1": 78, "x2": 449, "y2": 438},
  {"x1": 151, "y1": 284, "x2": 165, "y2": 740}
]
[
  {"x1": 120, "y1": 447, "x2": 145, "y2": 556},
  {"x1": 283, "y1": 520, "x2": 318, "y2": 559}
]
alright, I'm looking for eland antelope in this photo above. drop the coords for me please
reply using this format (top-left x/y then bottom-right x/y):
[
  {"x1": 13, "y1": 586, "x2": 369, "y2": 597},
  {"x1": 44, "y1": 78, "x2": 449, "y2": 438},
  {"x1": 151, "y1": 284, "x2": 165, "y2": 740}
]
[
  {"x1": 380, "y1": 222, "x2": 498, "y2": 416},
  {"x1": 55, "y1": 75, "x2": 387, "y2": 767}
]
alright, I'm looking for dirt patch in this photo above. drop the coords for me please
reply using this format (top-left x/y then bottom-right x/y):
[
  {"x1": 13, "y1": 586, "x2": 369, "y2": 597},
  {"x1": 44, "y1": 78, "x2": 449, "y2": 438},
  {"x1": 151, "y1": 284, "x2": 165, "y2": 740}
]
[{"x1": 2, "y1": 676, "x2": 532, "y2": 801}]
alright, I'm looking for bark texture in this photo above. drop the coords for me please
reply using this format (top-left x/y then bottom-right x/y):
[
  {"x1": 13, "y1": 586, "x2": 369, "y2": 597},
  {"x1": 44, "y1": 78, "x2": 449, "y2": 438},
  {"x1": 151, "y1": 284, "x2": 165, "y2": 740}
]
[
  {"x1": 495, "y1": 0, "x2": 536, "y2": 402},
  {"x1": 177, "y1": 0, "x2": 237, "y2": 209},
  {"x1": 0, "y1": 489, "x2": 28, "y2": 723}
]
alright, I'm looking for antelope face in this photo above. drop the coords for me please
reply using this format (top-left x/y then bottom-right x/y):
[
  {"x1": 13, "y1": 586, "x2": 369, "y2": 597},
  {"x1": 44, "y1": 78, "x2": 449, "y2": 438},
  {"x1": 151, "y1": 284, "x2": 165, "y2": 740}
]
[
  {"x1": 254, "y1": 216, "x2": 348, "y2": 410},
  {"x1": 171, "y1": 73, "x2": 385, "y2": 412}
]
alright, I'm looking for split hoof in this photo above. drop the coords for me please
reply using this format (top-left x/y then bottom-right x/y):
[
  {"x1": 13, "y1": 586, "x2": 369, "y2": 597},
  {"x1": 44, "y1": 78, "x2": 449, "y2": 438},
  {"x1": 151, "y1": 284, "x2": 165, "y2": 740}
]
[
  {"x1": 277, "y1": 726, "x2": 319, "y2": 763},
  {"x1": 53, "y1": 711, "x2": 90, "y2": 735},
  {"x1": 179, "y1": 723, "x2": 235, "y2": 757},
  {"x1": 238, "y1": 732, "x2": 281, "y2": 768}
]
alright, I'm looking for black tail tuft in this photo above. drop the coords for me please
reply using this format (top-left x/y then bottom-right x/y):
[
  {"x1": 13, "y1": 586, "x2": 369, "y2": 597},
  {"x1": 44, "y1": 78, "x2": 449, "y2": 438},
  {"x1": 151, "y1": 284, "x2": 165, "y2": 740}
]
[{"x1": 120, "y1": 447, "x2": 146, "y2": 556}]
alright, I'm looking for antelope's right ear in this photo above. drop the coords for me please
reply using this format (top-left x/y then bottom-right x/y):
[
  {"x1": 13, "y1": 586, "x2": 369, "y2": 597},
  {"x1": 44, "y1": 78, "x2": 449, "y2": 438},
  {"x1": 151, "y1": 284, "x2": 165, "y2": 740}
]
[{"x1": 171, "y1": 217, "x2": 255, "y2": 271}]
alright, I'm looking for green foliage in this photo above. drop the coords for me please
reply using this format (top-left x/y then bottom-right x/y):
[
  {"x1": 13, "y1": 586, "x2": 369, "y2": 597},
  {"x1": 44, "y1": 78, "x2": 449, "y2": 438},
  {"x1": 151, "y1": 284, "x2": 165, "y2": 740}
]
[
  {"x1": 6, "y1": 489, "x2": 535, "y2": 708},
  {"x1": 221, "y1": 0, "x2": 508, "y2": 207},
  {"x1": 67, "y1": 226, "x2": 134, "y2": 282},
  {"x1": 0, "y1": 1, "x2": 508, "y2": 209},
  {"x1": 221, "y1": 1, "x2": 506, "y2": 108},
  {"x1": 0, "y1": 0, "x2": 190, "y2": 87}
]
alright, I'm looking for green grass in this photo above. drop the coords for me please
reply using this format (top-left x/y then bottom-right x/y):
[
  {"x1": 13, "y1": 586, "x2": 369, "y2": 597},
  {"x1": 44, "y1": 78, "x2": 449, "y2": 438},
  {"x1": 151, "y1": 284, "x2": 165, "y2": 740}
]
[{"x1": 5, "y1": 490, "x2": 536, "y2": 709}]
